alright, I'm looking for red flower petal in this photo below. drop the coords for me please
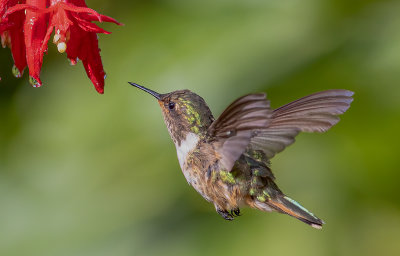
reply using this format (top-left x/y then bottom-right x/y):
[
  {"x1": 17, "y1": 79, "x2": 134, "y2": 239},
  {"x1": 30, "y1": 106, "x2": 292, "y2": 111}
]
[
  {"x1": 79, "y1": 12, "x2": 123, "y2": 26},
  {"x1": 0, "y1": 0, "x2": 27, "y2": 75},
  {"x1": 0, "y1": 0, "x2": 9, "y2": 17},
  {"x1": 59, "y1": 2, "x2": 102, "y2": 21},
  {"x1": 3, "y1": 3, "x2": 41, "y2": 16},
  {"x1": 24, "y1": 0, "x2": 47, "y2": 87},
  {"x1": 71, "y1": 13, "x2": 111, "y2": 34},
  {"x1": 66, "y1": 25, "x2": 105, "y2": 93},
  {"x1": 9, "y1": 10, "x2": 27, "y2": 75},
  {"x1": 0, "y1": 22, "x2": 11, "y2": 33}
]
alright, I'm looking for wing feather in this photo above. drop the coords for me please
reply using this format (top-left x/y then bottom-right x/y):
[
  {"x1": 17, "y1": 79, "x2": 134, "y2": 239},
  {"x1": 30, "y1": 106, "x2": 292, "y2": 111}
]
[
  {"x1": 249, "y1": 89, "x2": 354, "y2": 159},
  {"x1": 208, "y1": 93, "x2": 272, "y2": 171},
  {"x1": 208, "y1": 90, "x2": 353, "y2": 170},
  {"x1": 270, "y1": 90, "x2": 354, "y2": 132}
]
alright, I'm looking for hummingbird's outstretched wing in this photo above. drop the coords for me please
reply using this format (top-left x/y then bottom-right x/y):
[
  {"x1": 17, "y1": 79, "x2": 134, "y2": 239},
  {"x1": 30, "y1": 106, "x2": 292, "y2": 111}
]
[
  {"x1": 207, "y1": 93, "x2": 272, "y2": 171},
  {"x1": 249, "y1": 89, "x2": 354, "y2": 159}
]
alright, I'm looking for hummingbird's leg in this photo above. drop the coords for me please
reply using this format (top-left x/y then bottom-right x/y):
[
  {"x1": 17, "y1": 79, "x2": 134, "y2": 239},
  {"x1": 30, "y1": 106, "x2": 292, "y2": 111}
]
[{"x1": 216, "y1": 207, "x2": 234, "y2": 221}]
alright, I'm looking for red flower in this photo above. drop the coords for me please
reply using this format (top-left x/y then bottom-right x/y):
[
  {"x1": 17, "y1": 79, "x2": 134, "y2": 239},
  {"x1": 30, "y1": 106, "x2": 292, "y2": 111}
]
[
  {"x1": 0, "y1": 0, "x2": 121, "y2": 93},
  {"x1": 0, "y1": 0, "x2": 27, "y2": 78}
]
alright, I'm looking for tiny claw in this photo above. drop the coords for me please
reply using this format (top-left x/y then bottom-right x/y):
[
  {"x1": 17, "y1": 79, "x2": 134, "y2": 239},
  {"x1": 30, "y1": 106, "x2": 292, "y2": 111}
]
[{"x1": 217, "y1": 208, "x2": 234, "y2": 221}]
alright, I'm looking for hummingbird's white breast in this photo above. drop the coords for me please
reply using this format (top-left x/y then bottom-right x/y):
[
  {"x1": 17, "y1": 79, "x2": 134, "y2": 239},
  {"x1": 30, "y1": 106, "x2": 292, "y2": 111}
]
[
  {"x1": 175, "y1": 132, "x2": 214, "y2": 202},
  {"x1": 175, "y1": 132, "x2": 200, "y2": 170}
]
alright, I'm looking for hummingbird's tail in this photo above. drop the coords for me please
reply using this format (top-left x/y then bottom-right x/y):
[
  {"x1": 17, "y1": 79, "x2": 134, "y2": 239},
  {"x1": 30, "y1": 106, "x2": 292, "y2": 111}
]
[{"x1": 249, "y1": 195, "x2": 325, "y2": 229}]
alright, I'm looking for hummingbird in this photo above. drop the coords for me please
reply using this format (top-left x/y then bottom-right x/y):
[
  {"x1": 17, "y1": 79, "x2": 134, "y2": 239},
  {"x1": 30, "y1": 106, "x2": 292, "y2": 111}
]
[{"x1": 129, "y1": 82, "x2": 353, "y2": 229}]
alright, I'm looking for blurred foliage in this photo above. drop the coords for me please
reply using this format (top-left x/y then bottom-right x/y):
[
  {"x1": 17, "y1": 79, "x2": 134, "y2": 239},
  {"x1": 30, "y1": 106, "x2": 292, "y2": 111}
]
[{"x1": 1, "y1": 0, "x2": 400, "y2": 255}]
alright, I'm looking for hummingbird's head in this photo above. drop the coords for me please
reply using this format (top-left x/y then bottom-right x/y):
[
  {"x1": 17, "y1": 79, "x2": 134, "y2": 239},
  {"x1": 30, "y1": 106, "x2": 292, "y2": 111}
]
[{"x1": 129, "y1": 82, "x2": 214, "y2": 145}]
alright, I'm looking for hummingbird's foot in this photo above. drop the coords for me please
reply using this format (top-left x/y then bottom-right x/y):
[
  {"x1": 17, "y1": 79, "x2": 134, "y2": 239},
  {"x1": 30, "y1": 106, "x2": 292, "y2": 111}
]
[
  {"x1": 216, "y1": 208, "x2": 234, "y2": 221},
  {"x1": 231, "y1": 208, "x2": 241, "y2": 217}
]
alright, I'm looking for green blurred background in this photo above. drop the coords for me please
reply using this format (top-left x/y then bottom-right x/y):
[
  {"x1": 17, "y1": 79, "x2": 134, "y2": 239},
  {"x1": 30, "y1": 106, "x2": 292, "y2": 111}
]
[{"x1": 1, "y1": 0, "x2": 400, "y2": 255}]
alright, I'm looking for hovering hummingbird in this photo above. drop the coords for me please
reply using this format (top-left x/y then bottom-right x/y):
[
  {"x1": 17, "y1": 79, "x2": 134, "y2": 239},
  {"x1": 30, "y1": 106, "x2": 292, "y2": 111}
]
[{"x1": 129, "y1": 82, "x2": 353, "y2": 229}]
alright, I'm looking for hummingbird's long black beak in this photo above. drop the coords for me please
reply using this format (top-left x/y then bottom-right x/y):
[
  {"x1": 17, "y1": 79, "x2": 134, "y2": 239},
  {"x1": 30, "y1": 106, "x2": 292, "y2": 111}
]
[{"x1": 128, "y1": 82, "x2": 161, "y2": 100}]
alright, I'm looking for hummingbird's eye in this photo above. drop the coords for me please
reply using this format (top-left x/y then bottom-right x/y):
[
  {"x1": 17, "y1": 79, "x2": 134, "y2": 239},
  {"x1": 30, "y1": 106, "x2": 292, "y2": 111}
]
[{"x1": 168, "y1": 102, "x2": 175, "y2": 110}]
